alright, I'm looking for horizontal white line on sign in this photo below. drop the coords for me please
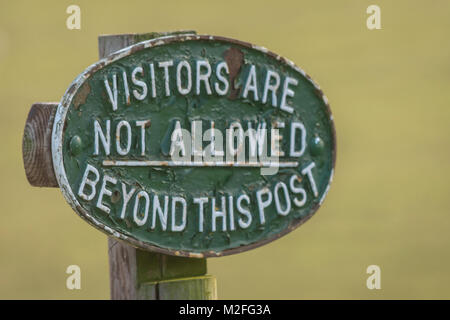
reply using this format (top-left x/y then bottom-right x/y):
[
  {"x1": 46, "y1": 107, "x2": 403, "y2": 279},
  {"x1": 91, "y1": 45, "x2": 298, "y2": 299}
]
[{"x1": 102, "y1": 160, "x2": 299, "y2": 168}]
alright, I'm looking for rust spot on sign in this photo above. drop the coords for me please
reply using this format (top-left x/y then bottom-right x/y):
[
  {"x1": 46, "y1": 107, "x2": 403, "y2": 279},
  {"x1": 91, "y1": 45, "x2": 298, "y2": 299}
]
[
  {"x1": 224, "y1": 47, "x2": 244, "y2": 100},
  {"x1": 74, "y1": 82, "x2": 91, "y2": 109}
]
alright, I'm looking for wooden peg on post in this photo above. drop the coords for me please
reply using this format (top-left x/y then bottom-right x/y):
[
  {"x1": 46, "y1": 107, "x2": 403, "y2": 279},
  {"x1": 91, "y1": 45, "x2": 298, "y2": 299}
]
[{"x1": 22, "y1": 102, "x2": 58, "y2": 188}]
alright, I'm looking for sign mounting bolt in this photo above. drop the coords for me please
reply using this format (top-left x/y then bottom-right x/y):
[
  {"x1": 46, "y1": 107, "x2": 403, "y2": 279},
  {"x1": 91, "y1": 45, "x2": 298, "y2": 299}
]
[
  {"x1": 311, "y1": 136, "x2": 325, "y2": 156},
  {"x1": 70, "y1": 135, "x2": 83, "y2": 155}
]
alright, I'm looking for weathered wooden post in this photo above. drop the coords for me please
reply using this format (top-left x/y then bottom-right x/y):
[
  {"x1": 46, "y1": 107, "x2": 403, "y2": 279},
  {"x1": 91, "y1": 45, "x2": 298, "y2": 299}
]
[
  {"x1": 22, "y1": 31, "x2": 336, "y2": 300},
  {"x1": 100, "y1": 32, "x2": 216, "y2": 300}
]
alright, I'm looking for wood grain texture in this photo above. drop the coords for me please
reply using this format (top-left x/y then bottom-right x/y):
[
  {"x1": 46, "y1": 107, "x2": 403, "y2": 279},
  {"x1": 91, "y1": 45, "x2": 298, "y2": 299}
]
[
  {"x1": 108, "y1": 238, "x2": 139, "y2": 300},
  {"x1": 100, "y1": 34, "x2": 140, "y2": 300},
  {"x1": 101, "y1": 31, "x2": 215, "y2": 300},
  {"x1": 22, "y1": 102, "x2": 58, "y2": 187},
  {"x1": 156, "y1": 275, "x2": 217, "y2": 300}
]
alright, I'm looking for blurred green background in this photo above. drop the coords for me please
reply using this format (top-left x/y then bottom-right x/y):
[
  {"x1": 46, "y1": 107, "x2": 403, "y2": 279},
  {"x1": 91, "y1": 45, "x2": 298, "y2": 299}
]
[{"x1": 0, "y1": 0, "x2": 449, "y2": 299}]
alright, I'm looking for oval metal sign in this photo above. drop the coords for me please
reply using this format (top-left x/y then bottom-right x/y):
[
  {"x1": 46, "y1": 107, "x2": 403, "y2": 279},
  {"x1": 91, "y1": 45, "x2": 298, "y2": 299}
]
[{"x1": 52, "y1": 35, "x2": 336, "y2": 257}]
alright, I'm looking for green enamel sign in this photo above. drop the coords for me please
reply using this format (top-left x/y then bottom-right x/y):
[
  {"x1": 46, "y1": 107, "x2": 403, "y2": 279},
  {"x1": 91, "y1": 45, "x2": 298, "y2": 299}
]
[{"x1": 52, "y1": 34, "x2": 336, "y2": 257}]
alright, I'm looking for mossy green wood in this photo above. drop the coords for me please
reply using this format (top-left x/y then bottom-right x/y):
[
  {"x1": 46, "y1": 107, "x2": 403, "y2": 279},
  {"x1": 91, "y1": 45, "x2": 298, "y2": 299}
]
[
  {"x1": 139, "y1": 275, "x2": 217, "y2": 300},
  {"x1": 56, "y1": 33, "x2": 335, "y2": 257},
  {"x1": 136, "y1": 251, "x2": 207, "y2": 283},
  {"x1": 133, "y1": 251, "x2": 213, "y2": 300}
]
